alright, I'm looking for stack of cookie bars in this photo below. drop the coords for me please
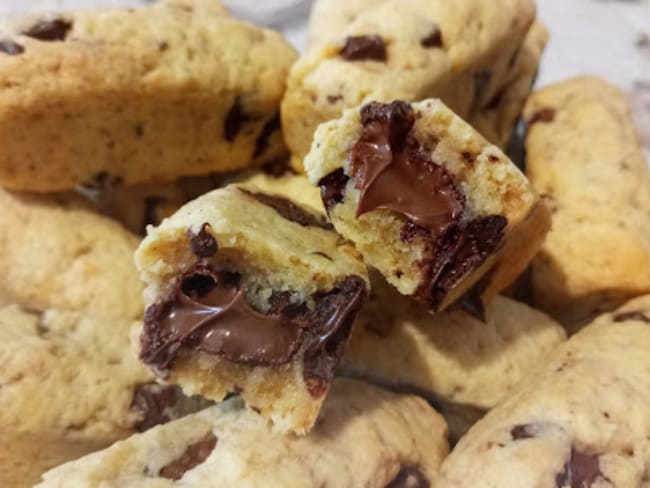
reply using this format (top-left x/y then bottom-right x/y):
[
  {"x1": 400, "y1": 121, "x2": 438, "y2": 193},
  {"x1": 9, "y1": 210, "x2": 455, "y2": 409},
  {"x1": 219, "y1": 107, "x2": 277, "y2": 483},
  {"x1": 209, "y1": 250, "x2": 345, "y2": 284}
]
[{"x1": 0, "y1": 1, "x2": 649, "y2": 487}]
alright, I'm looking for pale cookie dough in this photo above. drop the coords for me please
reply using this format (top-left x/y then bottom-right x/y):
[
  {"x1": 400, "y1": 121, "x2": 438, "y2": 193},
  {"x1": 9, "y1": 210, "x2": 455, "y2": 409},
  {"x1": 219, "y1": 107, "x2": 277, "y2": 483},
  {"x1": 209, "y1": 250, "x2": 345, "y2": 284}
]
[
  {"x1": 305, "y1": 99, "x2": 549, "y2": 312},
  {"x1": 525, "y1": 76, "x2": 650, "y2": 328},
  {"x1": 439, "y1": 294, "x2": 650, "y2": 488},
  {"x1": 0, "y1": 188, "x2": 143, "y2": 319},
  {"x1": 0, "y1": 305, "x2": 209, "y2": 488},
  {"x1": 135, "y1": 185, "x2": 369, "y2": 434},
  {"x1": 282, "y1": 0, "x2": 536, "y2": 171},
  {"x1": 38, "y1": 379, "x2": 448, "y2": 488},
  {"x1": 0, "y1": 0, "x2": 296, "y2": 191},
  {"x1": 339, "y1": 272, "x2": 566, "y2": 441}
]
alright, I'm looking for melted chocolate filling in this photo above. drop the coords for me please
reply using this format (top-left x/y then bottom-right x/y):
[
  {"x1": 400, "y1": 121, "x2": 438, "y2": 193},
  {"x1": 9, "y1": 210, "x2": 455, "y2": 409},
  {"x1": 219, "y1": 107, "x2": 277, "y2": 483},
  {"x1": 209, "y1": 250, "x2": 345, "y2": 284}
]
[
  {"x1": 340, "y1": 35, "x2": 387, "y2": 61},
  {"x1": 141, "y1": 267, "x2": 366, "y2": 397},
  {"x1": 159, "y1": 433, "x2": 217, "y2": 480},
  {"x1": 340, "y1": 100, "x2": 506, "y2": 308},
  {"x1": 241, "y1": 190, "x2": 333, "y2": 230}
]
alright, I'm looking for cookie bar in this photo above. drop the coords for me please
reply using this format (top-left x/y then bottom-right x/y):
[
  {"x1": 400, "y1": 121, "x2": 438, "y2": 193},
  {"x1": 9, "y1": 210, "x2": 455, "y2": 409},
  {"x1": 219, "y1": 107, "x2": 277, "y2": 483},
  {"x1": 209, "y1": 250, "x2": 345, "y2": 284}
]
[
  {"x1": 439, "y1": 294, "x2": 650, "y2": 487},
  {"x1": 0, "y1": 305, "x2": 210, "y2": 487},
  {"x1": 525, "y1": 76, "x2": 650, "y2": 327},
  {"x1": 0, "y1": 0, "x2": 296, "y2": 191},
  {"x1": 471, "y1": 22, "x2": 548, "y2": 148},
  {"x1": 135, "y1": 185, "x2": 369, "y2": 434},
  {"x1": 282, "y1": 0, "x2": 536, "y2": 171},
  {"x1": 38, "y1": 379, "x2": 448, "y2": 488},
  {"x1": 0, "y1": 188, "x2": 143, "y2": 319},
  {"x1": 339, "y1": 272, "x2": 566, "y2": 441},
  {"x1": 305, "y1": 99, "x2": 548, "y2": 312}
]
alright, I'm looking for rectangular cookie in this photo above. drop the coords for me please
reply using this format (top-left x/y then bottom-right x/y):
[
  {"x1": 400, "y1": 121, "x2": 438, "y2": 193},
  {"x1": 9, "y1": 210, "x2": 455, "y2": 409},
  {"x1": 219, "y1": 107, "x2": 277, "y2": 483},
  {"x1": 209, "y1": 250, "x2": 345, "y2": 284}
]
[
  {"x1": 339, "y1": 272, "x2": 566, "y2": 441},
  {"x1": 525, "y1": 76, "x2": 650, "y2": 327},
  {"x1": 0, "y1": 0, "x2": 296, "y2": 191},
  {"x1": 305, "y1": 99, "x2": 549, "y2": 312},
  {"x1": 135, "y1": 185, "x2": 369, "y2": 434},
  {"x1": 38, "y1": 379, "x2": 448, "y2": 488},
  {"x1": 439, "y1": 294, "x2": 650, "y2": 487},
  {"x1": 282, "y1": 0, "x2": 536, "y2": 171}
]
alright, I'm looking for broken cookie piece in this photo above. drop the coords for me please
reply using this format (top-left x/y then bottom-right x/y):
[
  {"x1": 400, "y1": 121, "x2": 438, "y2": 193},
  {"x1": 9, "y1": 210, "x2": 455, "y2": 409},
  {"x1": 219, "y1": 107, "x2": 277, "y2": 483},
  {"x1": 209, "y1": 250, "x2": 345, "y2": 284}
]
[
  {"x1": 439, "y1": 294, "x2": 650, "y2": 487},
  {"x1": 38, "y1": 379, "x2": 448, "y2": 487},
  {"x1": 305, "y1": 99, "x2": 548, "y2": 312},
  {"x1": 135, "y1": 185, "x2": 369, "y2": 434}
]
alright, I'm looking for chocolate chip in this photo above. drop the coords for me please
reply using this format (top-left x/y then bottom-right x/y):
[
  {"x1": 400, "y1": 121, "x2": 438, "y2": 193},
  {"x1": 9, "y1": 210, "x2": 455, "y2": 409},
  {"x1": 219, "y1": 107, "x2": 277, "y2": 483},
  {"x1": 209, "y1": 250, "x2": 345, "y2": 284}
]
[
  {"x1": 613, "y1": 311, "x2": 650, "y2": 323},
  {"x1": 159, "y1": 432, "x2": 217, "y2": 480},
  {"x1": 0, "y1": 39, "x2": 24, "y2": 55},
  {"x1": 461, "y1": 151, "x2": 476, "y2": 163},
  {"x1": 340, "y1": 35, "x2": 387, "y2": 62},
  {"x1": 420, "y1": 26, "x2": 443, "y2": 48},
  {"x1": 130, "y1": 383, "x2": 195, "y2": 432},
  {"x1": 555, "y1": 449, "x2": 605, "y2": 488},
  {"x1": 319, "y1": 168, "x2": 350, "y2": 213},
  {"x1": 260, "y1": 157, "x2": 294, "y2": 178},
  {"x1": 511, "y1": 424, "x2": 536, "y2": 440},
  {"x1": 253, "y1": 113, "x2": 281, "y2": 158},
  {"x1": 189, "y1": 223, "x2": 218, "y2": 258},
  {"x1": 158, "y1": 41, "x2": 169, "y2": 51},
  {"x1": 23, "y1": 18, "x2": 72, "y2": 41},
  {"x1": 224, "y1": 97, "x2": 250, "y2": 142},
  {"x1": 488, "y1": 155, "x2": 500, "y2": 163},
  {"x1": 385, "y1": 465, "x2": 430, "y2": 488},
  {"x1": 528, "y1": 108, "x2": 556, "y2": 125},
  {"x1": 327, "y1": 94, "x2": 343, "y2": 104},
  {"x1": 240, "y1": 189, "x2": 333, "y2": 230}
]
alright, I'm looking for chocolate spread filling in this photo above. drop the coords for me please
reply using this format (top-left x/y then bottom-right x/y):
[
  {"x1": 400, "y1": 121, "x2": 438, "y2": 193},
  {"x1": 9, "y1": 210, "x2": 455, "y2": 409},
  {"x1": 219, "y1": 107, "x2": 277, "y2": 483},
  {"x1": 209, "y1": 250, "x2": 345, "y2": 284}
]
[
  {"x1": 159, "y1": 432, "x2": 217, "y2": 480},
  {"x1": 141, "y1": 266, "x2": 366, "y2": 397},
  {"x1": 241, "y1": 190, "x2": 333, "y2": 230},
  {"x1": 340, "y1": 35, "x2": 387, "y2": 62},
  {"x1": 326, "y1": 100, "x2": 506, "y2": 308},
  {"x1": 385, "y1": 465, "x2": 430, "y2": 488}
]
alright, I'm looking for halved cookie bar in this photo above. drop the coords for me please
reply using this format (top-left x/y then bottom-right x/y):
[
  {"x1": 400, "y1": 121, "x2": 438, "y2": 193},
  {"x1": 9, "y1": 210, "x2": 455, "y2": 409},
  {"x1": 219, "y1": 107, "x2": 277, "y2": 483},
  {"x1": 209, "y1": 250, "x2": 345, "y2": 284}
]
[
  {"x1": 135, "y1": 185, "x2": 369, "y2": 434},
  {"x1": 525, "y1": 76, "x2": 650, "y2": 328},
  {"x1": 38, "y1": 379, "x2": 448, "y2": 488},
  {"x1": 0, "y1": 305, "x2": 209, "y2": 487},
  {"x1": 0, "y1": 0, "x2": 296, "y2": 191},
  {"x1": 339, "y1": 272, "x2": 566, "y2": 441},
  {"x1": 305, "y1": 99, "x2": 548, "y2": 312},
  {"x1": 439, "y1": 294, "x2": 650, "y2": 487}
]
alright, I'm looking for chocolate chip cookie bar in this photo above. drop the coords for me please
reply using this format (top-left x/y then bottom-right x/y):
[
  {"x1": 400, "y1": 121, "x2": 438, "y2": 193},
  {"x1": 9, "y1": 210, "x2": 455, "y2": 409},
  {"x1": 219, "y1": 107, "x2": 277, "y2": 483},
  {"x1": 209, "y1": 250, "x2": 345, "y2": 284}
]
[
  {"x1": 38, "y1": 379, "x2": 448, "y2": 488},
  {"x1": 135, "y1": 185, "x2": 369, "y2": 434},
  {"x1": 0, "y1": 188, "x2": 143, "y2": 319},
  {"x1": 439, "y1": 294, "x2": 650, "y2": 487},
  {"x1": 340, "y1": 272, "x2": 566, "y2": 441},
  {"x1": 305, "y1": 99, "x2": 548, "y2": 312},
  {"x1": 525, "y1": 76, "x2": 650, "y2": 328},
  {"x1": 0, "y1": 0, "x2": 296, "y2": 191},
  {"x1": 0, "y1": 305, "x2": 209, "y2": 487},
  {"x1": 282, "y1": 0, "x2": 536, "y2": 171}
]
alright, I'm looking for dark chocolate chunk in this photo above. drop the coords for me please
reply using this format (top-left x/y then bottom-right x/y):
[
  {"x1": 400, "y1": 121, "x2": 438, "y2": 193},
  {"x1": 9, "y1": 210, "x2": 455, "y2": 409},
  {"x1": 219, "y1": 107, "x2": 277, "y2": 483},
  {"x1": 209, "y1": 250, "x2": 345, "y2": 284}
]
[
  {"x1": 555, "y1": 449, "x2": 605, "y2": 488},
  {"x1": 261, "y1": 158, "x2": 294, "y2": 178},
  {"x1": 385, "y1": 465, "x2": 430, "y2": 488},
  {"x1": 189, "y1": 223, "x2": 218, "y2": 258},
  {"x1": 319, "y1": 168, "x2": 350, "y2": 213},
  {"x1": 528, "y1": 108, "x2": 556, "y2": 125},
  {"x1": 240, "y1": 189, "x2": 333, "y2": 230},
  {"x1": 613, "y1": 310, "x2": 650, "y2": 323},
  {"x1": 141, "y1": 265, "x2": 366, "y2": 390},
  {"x1": 510, "y1": 423, "x2": 536, "y2": 440},
  {"x1": 253, "y1": 113, "x2": 281, "y2": 158},
  {"x1": 159, "y1": 432, "x2": 217, "y2": 480},
  {"x1": 23, "y1": 18, "x2": 72, "y2": 41},
  {"x1": 0, "y1": 39, "x2": 24, "y2": 55},
  {"x1": 420, "y1": 26, "x2": 443, "y2": 48},
  {"x1": 224, "y1": 97, "x2": 250, "y2": 142},
  {"x1": 340, "y1": 35, "x2": 387, "y2": 62},
  {"x1": 143, "y1": 196, "x2": 166, "y2": 230},
  {"x1": 130, "y1": 383, "x2": 201, "y2": 432},
  {"x1": 302, "y1": 275, "x2": 366, "y2": 397}
]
